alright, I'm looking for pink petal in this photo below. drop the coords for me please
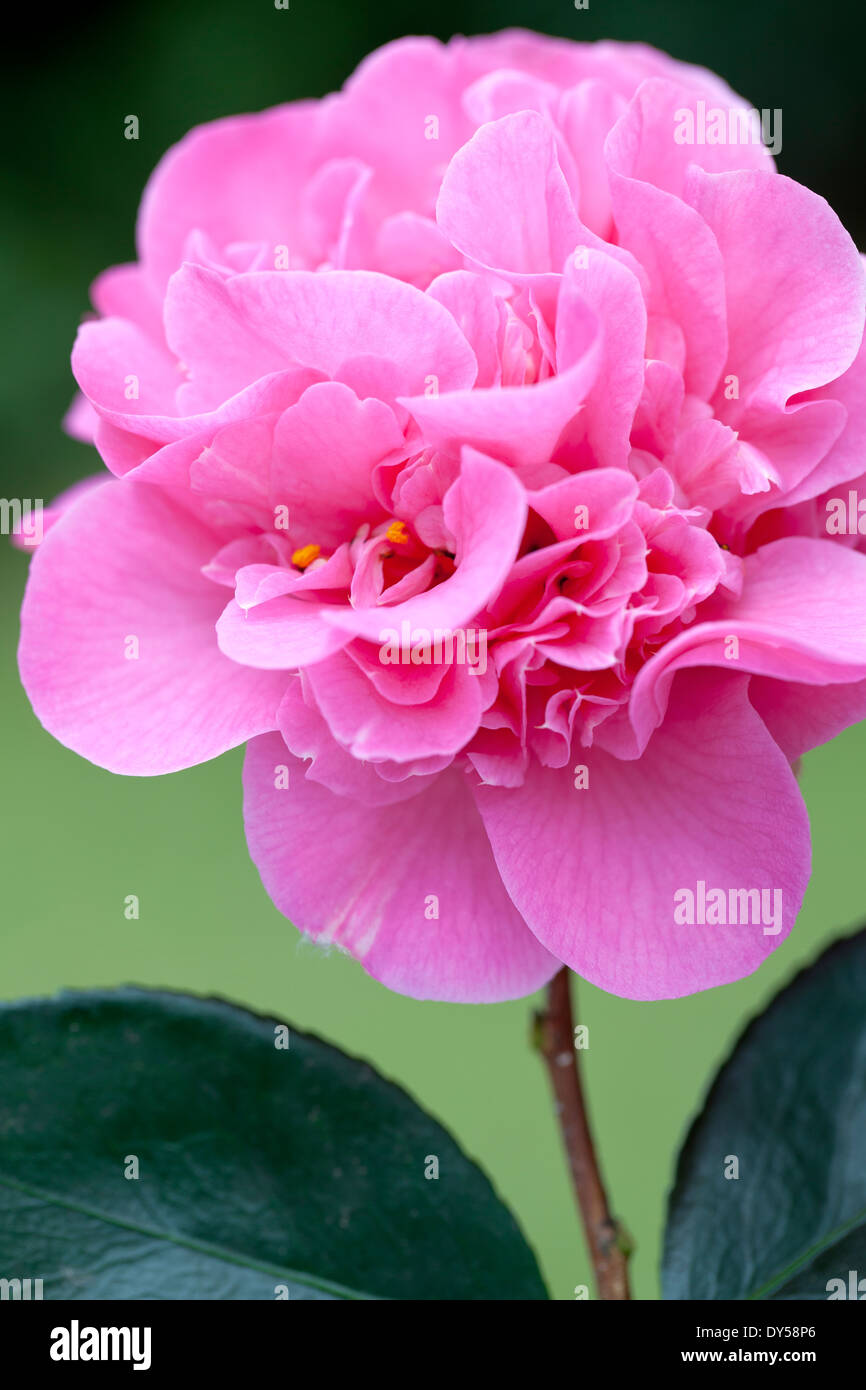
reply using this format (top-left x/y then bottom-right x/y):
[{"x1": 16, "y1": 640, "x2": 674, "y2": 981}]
[
  {"x1": 557, "y1": 79, "x2": 626, "y2": 238},
  {"x1": 163, "y1": 265, "x2": 478, "y2": 414},
  {"x1": 300, "y1": 157, "x2": 374, "y2": 269},
  {"x1": 137, "y1": 103, "x2": 323, "y2": 288},
  {"x1": 19, "y1": 481, "x2": 286, "y2": 774},
  {"x1": 91, "y1": 262, "x2": 165, "y2": 340},
  {"x1": 270, "y1": 382, "x2": 401, "y2": 548},
  {"x1": 687, "y1": 170, "x2": 866, "y2": 413},
  {"x1": 437, "y1": 110, "x2": 580, "y2": 275},
  {"x1": 749, "y1": 676, "x2": 866, "y2": 759},
  {"x1": 9, "y1": 475, "x2": 106, "y2": 552},
  {"x1": 323, "y1": 448, "x2": 527, "y2": 641},
  {"x1": 528, "y1": 468, "x2": 638, "y2": 541},
  {"x1": 73, "y1": 317, "x2": 182, "y2": 418},
  {"x1": 277, "y1": 675, "x2": 442, "y2": 804},
  {"x1": 476, "y1": 670, "x2": 809, "y2": 999},
  {"x1": 606, "y1": 78, "x2": 775, "y2": 201},
  {"x1": 216, "y1": 595, "x2": 350, "y2": 670},
  {"x1": 606, "y1": 136, "x2": 728, "y2": 398},
  {"x1": 63, "y1": 392, "x2": 99, "y2": 443},
  {"x1": 305, "y1": 651, "x2": 486, "y2": 762},
  {"x1": 553, "y1": 249, "x2": 647, "y2": 470},
  {"x1": 629, "y1": 538, "x2": 866, "y2": 752},
  {"x1": 426, "y1": 271, "x2": 503, "y2": 388},
  {"x1": 779, "y1": 302, "x2": 866, "y2": 508},
  {"x1": 402, "y1": 299, "x2": 600, "y2": 467},
  {"x1": 375, "y1": 213, "x2": 462, "y2": 286},
  {"x1": 243, "y1": 736, "x2": 558, "y2": 1001}
]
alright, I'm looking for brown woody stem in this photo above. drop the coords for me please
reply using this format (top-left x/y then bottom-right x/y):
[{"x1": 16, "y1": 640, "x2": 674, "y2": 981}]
[{"x1": 534, "y1": 966, "x2": 632, "y2": 1300}]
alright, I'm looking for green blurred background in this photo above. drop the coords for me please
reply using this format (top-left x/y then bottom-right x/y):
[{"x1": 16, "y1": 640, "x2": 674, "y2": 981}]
[{"x1": 2, "y1": 0, "x2": 865, "y2": 1300}]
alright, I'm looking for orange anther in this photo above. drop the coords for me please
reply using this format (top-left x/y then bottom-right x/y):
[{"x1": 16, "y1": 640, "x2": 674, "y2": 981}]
[{"x1": 291, "y1": 543, "x2": 321, "y2": 570}]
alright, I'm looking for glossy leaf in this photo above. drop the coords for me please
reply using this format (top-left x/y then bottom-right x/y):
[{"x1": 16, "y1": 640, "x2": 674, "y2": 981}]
[
  {"x1": 663, "y1": 928, "x2": 866, "y2": 1300},
  {"x1": 0, "y1": 988, "x2": 547, "y2": 1300}
]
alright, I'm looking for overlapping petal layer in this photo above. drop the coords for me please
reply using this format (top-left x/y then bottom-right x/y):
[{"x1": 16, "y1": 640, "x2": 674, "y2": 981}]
[{"x1": 21, "y1": 31, "x2": 866, "y2": 1001}]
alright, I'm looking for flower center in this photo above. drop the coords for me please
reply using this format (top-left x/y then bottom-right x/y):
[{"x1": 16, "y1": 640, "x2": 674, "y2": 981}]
[{"x1": 291, "y1": 543, "x2": 321, "y2": 570}]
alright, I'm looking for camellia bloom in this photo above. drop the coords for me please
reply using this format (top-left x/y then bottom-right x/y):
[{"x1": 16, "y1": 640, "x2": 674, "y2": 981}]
[{"x1": 19, "y1": 31, "x2": 866, "y2": 1002}]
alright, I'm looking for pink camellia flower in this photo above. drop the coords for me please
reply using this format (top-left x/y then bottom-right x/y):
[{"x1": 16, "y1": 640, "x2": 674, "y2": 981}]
[{"x1": 19, "y1": 31, "x2": 866, "y2": 1002}]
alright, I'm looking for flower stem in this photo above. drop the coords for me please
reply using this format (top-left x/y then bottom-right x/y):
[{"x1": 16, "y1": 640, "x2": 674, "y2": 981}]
[{"x1": 534, "y1": 966, "x2": 632, "y2": 1300}]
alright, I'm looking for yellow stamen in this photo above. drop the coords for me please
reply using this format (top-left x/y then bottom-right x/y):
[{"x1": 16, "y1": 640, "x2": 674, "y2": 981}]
[
  {"x1": 385, "y1": 520, "x2": 409, "y2": 545},
  {"x1": 292, "y1": 543, "x2": 321, "y2": 570}
]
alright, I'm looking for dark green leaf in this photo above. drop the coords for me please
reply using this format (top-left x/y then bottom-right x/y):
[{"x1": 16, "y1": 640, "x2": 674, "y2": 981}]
[
  {"x1": 0, "y1": 988, "x2": 546, "y2": 1300},
  {"x1": 663, "y1": 928, "x2": 866, "y2": 1300}
]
